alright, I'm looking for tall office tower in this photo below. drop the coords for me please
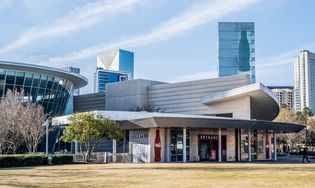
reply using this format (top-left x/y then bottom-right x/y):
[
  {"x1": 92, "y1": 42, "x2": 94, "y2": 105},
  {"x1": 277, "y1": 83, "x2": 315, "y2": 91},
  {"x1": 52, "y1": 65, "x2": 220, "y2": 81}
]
[
  {"x1": 218, "y1": 22, "x2": 255, "y2": 83},
  {"x1": 268, "y1": 86, "x2": 294, "y2": 109},
  {"x1": 293, "y1": 50, "x2": 315, "y2": 112},
  {"x1": 94, "y1": 49, "x2": 134, "y2": 92}
]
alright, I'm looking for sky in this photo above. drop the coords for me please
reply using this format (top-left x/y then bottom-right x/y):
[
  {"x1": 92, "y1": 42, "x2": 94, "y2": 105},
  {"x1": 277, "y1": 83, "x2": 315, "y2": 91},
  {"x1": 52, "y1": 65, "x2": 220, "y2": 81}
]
[{"x1": 0, "y1": 0, "x2": 314, "y2": 93}]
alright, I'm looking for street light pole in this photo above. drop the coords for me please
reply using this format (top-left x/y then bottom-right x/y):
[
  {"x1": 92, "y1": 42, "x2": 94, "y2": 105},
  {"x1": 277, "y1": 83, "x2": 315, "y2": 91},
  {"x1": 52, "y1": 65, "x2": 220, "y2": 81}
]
[
  {"x1": 45, "y1": 116, "x2": 51, "y2": 155},
  {"x1": 45, "y1": 118, "x2": 49, "y2": 154}
]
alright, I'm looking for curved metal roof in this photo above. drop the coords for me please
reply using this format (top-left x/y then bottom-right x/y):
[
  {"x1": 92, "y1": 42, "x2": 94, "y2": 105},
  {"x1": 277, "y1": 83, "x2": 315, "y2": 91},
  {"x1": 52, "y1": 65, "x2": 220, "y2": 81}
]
[
  {"x1": 0, "y1": 60, "x2": 88, "y2": 89},
  {"x1": 52, "y1": 111, "x2": 305, "y2": 133},
  {"x1": 201, "y1": 83, "x2": 280, "y2": 121}
]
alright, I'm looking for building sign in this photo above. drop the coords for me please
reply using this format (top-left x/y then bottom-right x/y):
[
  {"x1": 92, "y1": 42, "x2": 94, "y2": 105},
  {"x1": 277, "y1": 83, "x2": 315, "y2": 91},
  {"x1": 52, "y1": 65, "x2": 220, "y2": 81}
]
[
  {"x1": 199, "y1": 135, "x2": 218, "y2": 140},
  {"x1": 129, "y1": 130, "x2": 149, "y2": 145},
  {"x1": 131, "y1": 133, "x2": 148, "y2": 139}
]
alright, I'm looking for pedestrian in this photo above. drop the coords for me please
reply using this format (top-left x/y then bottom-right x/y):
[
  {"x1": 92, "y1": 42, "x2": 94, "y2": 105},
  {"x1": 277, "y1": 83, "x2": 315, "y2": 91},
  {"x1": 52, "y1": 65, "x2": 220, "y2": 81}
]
[{"x1": 302, "y1": 148, "x2": 311, "y2": 163}]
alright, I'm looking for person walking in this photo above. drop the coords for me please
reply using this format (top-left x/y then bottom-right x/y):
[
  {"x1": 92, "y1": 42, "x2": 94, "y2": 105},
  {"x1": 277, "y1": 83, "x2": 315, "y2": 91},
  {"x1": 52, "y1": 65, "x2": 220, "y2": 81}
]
[{"x1": 302, "y1": 148, "x2": 311, "y2": 163}]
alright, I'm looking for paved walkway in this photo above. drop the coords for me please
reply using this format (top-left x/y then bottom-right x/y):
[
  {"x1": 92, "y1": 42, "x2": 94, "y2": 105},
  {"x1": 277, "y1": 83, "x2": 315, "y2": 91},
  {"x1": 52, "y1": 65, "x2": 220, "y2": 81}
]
[{"x1": 274, "y1": 155, "x2": 313, "y2": 164}]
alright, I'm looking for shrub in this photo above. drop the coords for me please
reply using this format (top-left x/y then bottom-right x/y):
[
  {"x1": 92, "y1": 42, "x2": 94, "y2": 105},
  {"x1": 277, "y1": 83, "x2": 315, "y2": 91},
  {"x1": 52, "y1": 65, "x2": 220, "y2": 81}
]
[
  {"x1": 51, "y1": 155, "x2": 73, "y2": 164},
  {"x1": 0, "y1": 154, "x2": 73, "y2": 168}
]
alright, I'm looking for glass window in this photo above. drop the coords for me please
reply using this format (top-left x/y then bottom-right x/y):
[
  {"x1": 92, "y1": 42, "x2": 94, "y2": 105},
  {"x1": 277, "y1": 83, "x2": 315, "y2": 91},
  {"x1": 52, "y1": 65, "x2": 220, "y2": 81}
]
[
  {"x1": 5, "y1": 70, "x2": 16, "y2": 85},
  {"x1": 15, "y1": 72, "x2": 25, "y2": 86},
  {"x1": 32, "y1": 74, "x2": 41, "y2": 87},
  {"x1": 40, "y1": 75, "x2": 48, "y2": 88},
  {"x1": 24, "y1": 73, "x2": 33, "y2": 86},
  {"x1": 170, "y1": 128, "x2": 189, "y2": 162}
]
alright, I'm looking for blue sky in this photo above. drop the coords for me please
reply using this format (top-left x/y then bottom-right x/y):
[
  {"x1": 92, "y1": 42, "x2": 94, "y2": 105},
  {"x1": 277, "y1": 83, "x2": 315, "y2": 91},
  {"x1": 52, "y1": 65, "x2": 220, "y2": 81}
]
[{"x1": 0, "y1": 0, "x2": 314, "y2": 93}]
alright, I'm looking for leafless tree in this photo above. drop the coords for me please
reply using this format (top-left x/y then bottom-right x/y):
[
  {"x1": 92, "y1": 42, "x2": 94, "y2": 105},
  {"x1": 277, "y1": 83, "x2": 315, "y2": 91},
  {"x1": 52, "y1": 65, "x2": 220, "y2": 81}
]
[
  {"x1": 0, "y1": 89, "x2": 25, "y2": 154},
  {"x1": 129, "y1": 104, "x2": 163, "y2": 112},
  {"x1": 0, "y1": 89, "x2": 46, "y2": 154},
  {"x1": 20, "y1": 102, "x2": 46, "y2": 153}
]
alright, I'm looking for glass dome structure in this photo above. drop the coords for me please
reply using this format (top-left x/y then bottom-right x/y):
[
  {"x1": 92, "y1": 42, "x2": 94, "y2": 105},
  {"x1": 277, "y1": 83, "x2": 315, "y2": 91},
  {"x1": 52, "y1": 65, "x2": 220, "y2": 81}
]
[{"x1": 0, "y1": 61, "x2": 87, "y2": 116}]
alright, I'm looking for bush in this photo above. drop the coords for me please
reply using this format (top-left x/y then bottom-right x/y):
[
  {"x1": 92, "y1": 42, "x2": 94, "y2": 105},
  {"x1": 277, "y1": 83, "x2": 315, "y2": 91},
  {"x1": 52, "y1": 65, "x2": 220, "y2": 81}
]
[
  {"x1": 0, "y1": 154, "x2": 73, "y2": 168},
  {"x1": 51, "y1": 155, "x2": 73, "y2": 164}
]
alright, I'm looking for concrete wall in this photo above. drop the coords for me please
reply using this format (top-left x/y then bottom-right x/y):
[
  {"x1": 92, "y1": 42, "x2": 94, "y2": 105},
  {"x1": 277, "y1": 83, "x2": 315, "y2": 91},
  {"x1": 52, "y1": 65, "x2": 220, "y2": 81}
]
[
  {"x1": 129, "y1": 129, "x2": 150, "y2": 163},
  {"x1": 105, "y1": 79, "x2": 165, "y2": 111},
  {"x1": 74, "y1": 92, "x2": 106, "y2": 112},
  {"x1": 148, "y1": 75, "x2": 250, "y2": 118},
  {"x1": 226, "y1": 128, "x2": 236, "y2": 161}
]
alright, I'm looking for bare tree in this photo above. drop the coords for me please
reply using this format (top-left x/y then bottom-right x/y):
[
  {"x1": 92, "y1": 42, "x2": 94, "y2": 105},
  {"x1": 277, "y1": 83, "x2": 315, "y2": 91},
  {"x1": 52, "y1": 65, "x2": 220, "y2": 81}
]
[
  {"x1": 0, "y1": 90, "x2": 25, "y2": 154},
  {"x1": 129, "y1": 104, "x2": 163, "y2": 112},
  {"x1": 0, "y1": 89, "x2": 46, "y2": 154},
  {"x1": 20, "y1": 102, "x2": 46, "y2": 153}
]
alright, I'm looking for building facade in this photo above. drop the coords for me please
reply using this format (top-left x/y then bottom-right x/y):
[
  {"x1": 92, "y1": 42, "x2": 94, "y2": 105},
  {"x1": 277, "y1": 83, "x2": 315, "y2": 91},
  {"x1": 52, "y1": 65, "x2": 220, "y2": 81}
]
[
  {"x1": 0, "y1": 61, "x2": 87, "y2": 116},
  {"x1": 268, "y1": 86, "x2": 294, "y2": 109},
  {"x1": 95, "y1": 49, "x2": 134, "y2": 92},
  {"x1": 54, "y1": 75, "x2": 303, "y2": 163},
  {"x1": 95, "y1": 68, "x2": 128, "y2": 92},
  {"x1": 218, "y1": 22, "x2": 255, "y2": 83},
  {"x1": 293, "y1": 50, "x2": 315, "y2": 112}
]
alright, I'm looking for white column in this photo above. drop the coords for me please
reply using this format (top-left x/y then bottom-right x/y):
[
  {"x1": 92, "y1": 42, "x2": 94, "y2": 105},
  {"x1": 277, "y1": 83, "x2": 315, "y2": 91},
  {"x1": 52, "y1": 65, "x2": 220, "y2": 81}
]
[
  {"x1": 113, "y1": 139, "x2": 117, "y2": 162},
  {"x1": 45, "y1": 119, "x2": 49, "y2": 154},
  {"x1": 123, "y1": 131, "x2": 126, "y2": 153},
  {"x1": 273, "y1": 132, "x2": 277, "y2": 161},
  {"x1": 183, "y1": 128, "x2": 187, "y2": 163},
  {"x1": 75, "y1": 142, "x2": 78, "y2": 154},
  {"x1": 218, "y1": 128, "x2": 222, "y2": 162},
  {"x1": 166, "y1": 128, "x2": 171, "y2": 162},
  {"x1": 248, "y1": 129, "x2": 251, "y2": 162}
]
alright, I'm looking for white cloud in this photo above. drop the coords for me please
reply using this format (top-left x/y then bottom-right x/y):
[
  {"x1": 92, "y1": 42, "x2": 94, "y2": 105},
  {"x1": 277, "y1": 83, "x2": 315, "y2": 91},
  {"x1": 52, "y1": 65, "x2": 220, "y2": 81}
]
[
  {"x1": 41, "y1": 0, "x2": 261, "y2": 65},
  {"x1": 0, "y1": 0, "x2": 143, "y2": 54},
  {"x1": 256, "y1": 44, "x2": 315, "y2": 74}
]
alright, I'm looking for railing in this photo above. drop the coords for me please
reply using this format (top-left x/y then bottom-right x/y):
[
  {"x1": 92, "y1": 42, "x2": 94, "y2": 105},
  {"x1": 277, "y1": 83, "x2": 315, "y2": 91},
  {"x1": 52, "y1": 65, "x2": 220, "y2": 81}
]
[{"x1": 73, "y1": 152, "x2": 132, "y2": 163}]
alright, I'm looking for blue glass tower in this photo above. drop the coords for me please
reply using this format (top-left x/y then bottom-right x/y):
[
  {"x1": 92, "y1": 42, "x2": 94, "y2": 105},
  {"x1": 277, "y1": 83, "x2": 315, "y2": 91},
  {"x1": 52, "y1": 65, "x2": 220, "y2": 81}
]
[
  {"x1": 95, "y1": 49, "x2": 134, "y2": 92},
  {"x1": 218, "y1": 22, "x2": 255, "y2": 83}
]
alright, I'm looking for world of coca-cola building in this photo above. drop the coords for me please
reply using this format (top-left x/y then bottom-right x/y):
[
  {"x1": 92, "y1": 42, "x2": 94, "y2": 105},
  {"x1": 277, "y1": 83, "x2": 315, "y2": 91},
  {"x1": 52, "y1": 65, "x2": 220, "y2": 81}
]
[{"x1": 54, "y1": 74, "x2": 304, "y2": 163}]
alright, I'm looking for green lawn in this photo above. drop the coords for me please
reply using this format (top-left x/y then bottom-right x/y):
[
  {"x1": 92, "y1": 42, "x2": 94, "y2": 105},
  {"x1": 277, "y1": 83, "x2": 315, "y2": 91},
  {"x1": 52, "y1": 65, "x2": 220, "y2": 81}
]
[{"x1": 0, "y1": 163, "x2": 315, "y2": 188}]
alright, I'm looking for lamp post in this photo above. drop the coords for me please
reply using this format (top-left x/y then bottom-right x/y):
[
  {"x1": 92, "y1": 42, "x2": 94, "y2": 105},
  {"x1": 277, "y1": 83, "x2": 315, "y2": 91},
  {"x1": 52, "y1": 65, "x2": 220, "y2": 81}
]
[{"x1": 45, "y1": 116, "x2": 52, "y2": 155}]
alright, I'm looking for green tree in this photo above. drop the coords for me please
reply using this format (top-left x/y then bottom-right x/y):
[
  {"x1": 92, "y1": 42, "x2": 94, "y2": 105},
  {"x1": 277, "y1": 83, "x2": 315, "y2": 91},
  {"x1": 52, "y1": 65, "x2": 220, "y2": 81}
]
[{"x1": 62, "y1": 113, "x2": 123, "y2": 161}]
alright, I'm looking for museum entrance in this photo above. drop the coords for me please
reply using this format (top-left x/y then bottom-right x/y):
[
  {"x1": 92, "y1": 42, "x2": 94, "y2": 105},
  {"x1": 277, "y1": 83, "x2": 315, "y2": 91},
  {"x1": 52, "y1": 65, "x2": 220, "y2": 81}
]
[{"x1": 198, "y1": 135, "x2": 226, "y2": 161}]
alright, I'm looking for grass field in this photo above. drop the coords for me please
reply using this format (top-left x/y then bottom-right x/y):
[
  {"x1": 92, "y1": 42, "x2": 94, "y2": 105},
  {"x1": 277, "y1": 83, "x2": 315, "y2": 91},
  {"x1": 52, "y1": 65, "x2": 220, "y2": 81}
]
[{"x1": 0, "y1": 163, "x2": 315, "y2": 188}]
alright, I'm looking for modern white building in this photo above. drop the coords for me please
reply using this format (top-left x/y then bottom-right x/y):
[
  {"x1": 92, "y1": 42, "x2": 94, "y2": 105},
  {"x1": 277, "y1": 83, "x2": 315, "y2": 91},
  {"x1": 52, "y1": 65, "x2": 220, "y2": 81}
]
[
  {"x1": 268, "y1": 86, "x2": 294, "y2": 109},
  {"x1": 293, "y1": 50, "x2": 315, "y2": 112},
  {"x1": 53, "y1": 75, "x2": 304, "y2": 163}
]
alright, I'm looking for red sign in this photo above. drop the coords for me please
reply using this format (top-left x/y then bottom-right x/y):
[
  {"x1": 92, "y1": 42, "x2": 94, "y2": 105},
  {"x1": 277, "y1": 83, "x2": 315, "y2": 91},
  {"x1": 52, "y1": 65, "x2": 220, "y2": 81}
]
[{"x1": 154, "y1": 129, "x2": 161, "y2": 162}]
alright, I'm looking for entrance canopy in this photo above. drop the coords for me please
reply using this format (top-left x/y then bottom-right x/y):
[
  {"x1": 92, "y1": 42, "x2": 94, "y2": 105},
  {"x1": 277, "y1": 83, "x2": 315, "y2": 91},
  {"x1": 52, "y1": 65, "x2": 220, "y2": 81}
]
[{"x1": 52, "y1": 111, "x2": 304, "y2": 133}]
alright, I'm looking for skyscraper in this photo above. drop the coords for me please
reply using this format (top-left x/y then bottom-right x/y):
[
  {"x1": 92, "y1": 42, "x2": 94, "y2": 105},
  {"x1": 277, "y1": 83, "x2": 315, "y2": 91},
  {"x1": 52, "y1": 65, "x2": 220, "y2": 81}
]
[
  {"x1": 293, "y1": 50, "x2": 315, "y2": 112},
  {"x1": 268, "y1": 86, "x2": 294, "y2": 109},
  {"x1": 94, "y1": 49, "x2": 134, "y2": 92},
  {"x1": 218, "y1": 22, "x2": 255, "y2": 83}
]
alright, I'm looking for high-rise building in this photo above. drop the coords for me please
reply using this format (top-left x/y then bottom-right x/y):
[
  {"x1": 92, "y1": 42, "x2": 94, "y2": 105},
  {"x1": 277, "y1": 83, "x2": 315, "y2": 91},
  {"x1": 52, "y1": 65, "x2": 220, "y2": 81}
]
[
  {"x1": 268, "y1": 86, "x2": 294, "y2": 109},
  {"x1": 218, "y1": 22, "x2": 255, "y2": 83},
  {"x1": 293, "y1": 50, "x2": 315, "y2": 112},
  {"x1": 94, "y1": 49, "x2": 134, "y2": 92}
]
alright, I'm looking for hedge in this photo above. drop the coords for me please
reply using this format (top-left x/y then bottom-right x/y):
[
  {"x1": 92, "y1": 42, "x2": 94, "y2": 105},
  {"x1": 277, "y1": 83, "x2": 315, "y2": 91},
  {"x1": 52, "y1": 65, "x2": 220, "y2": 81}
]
[{"x1": 0, "y1": 154, "x2": 73, "y2": 168}]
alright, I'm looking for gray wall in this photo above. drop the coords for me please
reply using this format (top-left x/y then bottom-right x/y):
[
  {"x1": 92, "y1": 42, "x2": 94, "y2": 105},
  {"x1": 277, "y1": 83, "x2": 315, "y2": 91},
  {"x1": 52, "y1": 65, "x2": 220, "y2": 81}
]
[
  {"x1": 148, "y1": 75, "x2": 250, "y2": 115},
  {"x1": 74, "y1": 92, "x2": 106, "y2": 112},
  {"x1": 105, "y1": 79, "x2": 165, "y2": 111}
]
